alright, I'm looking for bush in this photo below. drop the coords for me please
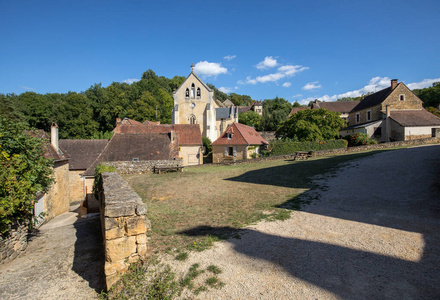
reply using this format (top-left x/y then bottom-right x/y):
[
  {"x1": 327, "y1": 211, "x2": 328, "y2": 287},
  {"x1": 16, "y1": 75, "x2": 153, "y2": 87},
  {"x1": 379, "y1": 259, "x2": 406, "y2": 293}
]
[
  {"x1": 0, "y1": 117, "x2": 54, "y2": 234},
  {"x1": 345, "y1": 133, "x2": 377, "y2": 147},
  {"x1": 269, "y1": 139, "x2": 348, "y2": 156},
  {"x1": 202, "y1": 137, "x2": 212, "y2": 155}
]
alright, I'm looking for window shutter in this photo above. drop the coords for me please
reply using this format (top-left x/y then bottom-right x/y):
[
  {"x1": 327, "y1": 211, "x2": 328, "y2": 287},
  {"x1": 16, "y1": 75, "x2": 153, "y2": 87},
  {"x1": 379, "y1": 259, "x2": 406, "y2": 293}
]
[
  {"x1": 233, "y1": 146, "x2": 237, "y2": 157},
  {"x1": 225, "y1": 147, "x2": 228, "y2": 156}
]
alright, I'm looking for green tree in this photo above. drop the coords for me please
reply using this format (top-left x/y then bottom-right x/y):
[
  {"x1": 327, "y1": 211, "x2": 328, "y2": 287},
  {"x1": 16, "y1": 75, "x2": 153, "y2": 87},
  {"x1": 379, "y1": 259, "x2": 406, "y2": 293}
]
[
  {"x1": 261, "y1": 97, "x2": 292, "y2": 131},
  {"x1": 0, "y1": 117, "x2": 54, "y2": 233},
  {"x1": 413, "y1": 82, "x2": 440, "y2": 108},
  {"x1": 276, "y1": 108, "x2": 344, "y2": 141},
  {"x1": 238, "y1": 111, "x2": 262, "y2": 130},
  {"x1": 206, "y1": 84, "x2": 228, "y2": 102}
]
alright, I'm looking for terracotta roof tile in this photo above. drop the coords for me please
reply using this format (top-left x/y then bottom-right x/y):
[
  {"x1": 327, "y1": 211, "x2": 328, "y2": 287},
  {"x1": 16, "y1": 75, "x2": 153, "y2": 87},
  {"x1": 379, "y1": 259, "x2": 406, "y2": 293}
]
[{"x1": 212, "y1": 123, "x2": 268, "y2": 146}]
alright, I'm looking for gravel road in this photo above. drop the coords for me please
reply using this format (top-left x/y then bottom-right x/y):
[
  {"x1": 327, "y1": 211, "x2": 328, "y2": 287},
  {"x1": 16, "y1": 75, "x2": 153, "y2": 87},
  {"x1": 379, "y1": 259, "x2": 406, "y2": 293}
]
[{"x1": 167, "y1": 145, "x2": 440, "y2": 299}]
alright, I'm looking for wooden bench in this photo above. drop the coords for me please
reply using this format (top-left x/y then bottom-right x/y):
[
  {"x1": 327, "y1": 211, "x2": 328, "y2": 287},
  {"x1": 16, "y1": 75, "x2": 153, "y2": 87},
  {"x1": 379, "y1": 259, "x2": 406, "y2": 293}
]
[
  {"x1": 153, "y1": 166, "x2": 184, "y2": 174},
  {"x1": 294, "y1": 151, "x2": 312, "y2": 160}
]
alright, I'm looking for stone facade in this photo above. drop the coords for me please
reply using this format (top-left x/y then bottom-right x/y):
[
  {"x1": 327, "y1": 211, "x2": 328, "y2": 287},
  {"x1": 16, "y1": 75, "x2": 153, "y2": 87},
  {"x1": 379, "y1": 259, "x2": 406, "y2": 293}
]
[
  {"x1": 44, "y1": 160, "x2": 70, "y2": 221},
  {"x1": 68, "y1": 170, "x2": 85, "y2": 203},
  {"x1": 104, "y1": 159, "x2": 182, "y2": 174},
  {"x1": 212, "y1": 145, "x2": 262, "y2": 163},
  {"x1": 179, "y1": 146, "x2": 202, "y2": 166},
  {"x1": 0, "y1": 222, "x2": 28, "y2": 264},
  {"x1": 99, "y1": 172, "x2": 150, "y2": 290}
]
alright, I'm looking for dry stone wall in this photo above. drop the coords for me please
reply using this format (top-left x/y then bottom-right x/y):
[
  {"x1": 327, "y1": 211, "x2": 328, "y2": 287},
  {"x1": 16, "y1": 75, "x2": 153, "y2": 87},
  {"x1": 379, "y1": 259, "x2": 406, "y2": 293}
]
[
  {"x1": 99, "y1": 172, "x2": 150, "y2": 290},
  {"x1": 0, "y1": 222, "x2": 28, "y2": 264},
  {"x1": 104, "y1": 159, "x2": 182, "y2": 174}
]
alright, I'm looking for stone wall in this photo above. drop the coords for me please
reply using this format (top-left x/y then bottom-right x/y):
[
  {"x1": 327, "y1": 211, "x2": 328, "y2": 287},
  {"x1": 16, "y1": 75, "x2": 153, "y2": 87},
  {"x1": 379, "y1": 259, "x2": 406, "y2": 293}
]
[
  {"x1": 45, "y1": 160, "x2": 70, "y2": 221},
  {"x1": 104, "y1": 159, "x2": 182, "y2": 174},
  {"x1": 0, "y1": 222, "x2": 28, "y2": 264},
  {"x1": 68, "y1": 170, "x2": 85, "y2": 203},
  {"x1": 99, "y1": 172, "x2": 150, "y2": 290}
]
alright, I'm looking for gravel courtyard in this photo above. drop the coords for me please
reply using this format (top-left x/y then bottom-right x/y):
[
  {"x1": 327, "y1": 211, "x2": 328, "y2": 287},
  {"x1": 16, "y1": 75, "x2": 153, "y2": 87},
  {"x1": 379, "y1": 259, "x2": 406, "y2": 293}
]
[{"x1": 167, "y1": 145, "x2": 440, "y2": 299}]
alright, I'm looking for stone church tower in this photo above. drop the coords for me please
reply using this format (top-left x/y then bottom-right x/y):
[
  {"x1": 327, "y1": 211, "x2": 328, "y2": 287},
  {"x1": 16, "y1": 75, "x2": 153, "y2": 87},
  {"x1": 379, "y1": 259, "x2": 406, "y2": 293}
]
[{"x1": 172, "y1": 65, "x2": 237, "y2": 142}]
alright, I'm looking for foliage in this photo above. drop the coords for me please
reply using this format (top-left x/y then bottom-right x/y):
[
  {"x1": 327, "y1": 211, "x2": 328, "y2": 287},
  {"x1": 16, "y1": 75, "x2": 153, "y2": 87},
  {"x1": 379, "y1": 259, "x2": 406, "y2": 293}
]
[
  {"x1": 413, "y1": 82, "x2": 440, "y2": 108},
  {"x1": 269, "y1": 139, "x2": 348, "y2": 156},
  {"x1": 276, "y1": 108, "x2": 345, "y2": 141},
  {"x1": 91, "y1": 131, "x2": 114, "y2": 139},
  {"x1": 206, "y1": 83, "x2": 228, "y2": 102},
  {"x1": 228, "y1": 93, "x2": 254, "y2": 106},
  {"x1": 344, "y1": 133, "x2": 377, "y2": 147},
  {"x1": 238, "y1": 110, "x2": 262, "y2": 130},
  {"x1": 92, "y1": 164, "x2": 117, "y2": 200},
  {"x1": 260, "y1": 97, "x2": 292, "y2": 131},
  {"x1": 0, "y1": 117, "x2": 54, "y2": 233},
  {"x1": 426, "y1": 106, "x2": 440, "y2": 118},
  {"x1": 202, "y1": 137, "x2": 212, "y2": 154}
]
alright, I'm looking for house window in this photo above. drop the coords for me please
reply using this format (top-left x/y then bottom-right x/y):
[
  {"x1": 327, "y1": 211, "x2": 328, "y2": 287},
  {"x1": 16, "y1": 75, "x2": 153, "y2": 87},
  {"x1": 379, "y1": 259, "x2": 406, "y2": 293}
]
[
  {"x1": 191, "y1": 83, "x2": 195, "y2": 98},
  {"x1": 227, "y1": 133, "x2": 233, "y2": 139},
  {"x1": 356, "y1": 113, "x2": 360, "y2": 123},
  {"x1": 197, "y1": 87, "x2": 201, "y2": 98},
  {"x1": 189, "y1": 115, "x2": 196, "y2": 124},
  {"x1": 367, "y1": 110, "x2": 371, "y2": 121},
  {"x1": 400, "y1": 94, "x2": 405, "y2": 101},
  {"x1": 132, "y1": 158, "x2": 139, "y2": 162},
  {"x1": 225, "y1": 146, "x2": 236, "y2": 157}
]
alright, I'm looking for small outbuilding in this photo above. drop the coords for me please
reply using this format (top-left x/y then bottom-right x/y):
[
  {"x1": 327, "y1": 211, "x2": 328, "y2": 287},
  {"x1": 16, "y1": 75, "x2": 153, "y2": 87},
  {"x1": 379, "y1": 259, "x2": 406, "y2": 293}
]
[{"x1": 212, "y1": 122, "x2": 268, "y2": 163}]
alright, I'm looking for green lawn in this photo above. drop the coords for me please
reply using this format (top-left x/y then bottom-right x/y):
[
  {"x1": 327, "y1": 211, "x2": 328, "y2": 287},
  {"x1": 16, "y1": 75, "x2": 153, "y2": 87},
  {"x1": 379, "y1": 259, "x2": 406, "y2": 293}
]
[{"x1": 123, "y1": 150, "x2": 389, "y2": 254}]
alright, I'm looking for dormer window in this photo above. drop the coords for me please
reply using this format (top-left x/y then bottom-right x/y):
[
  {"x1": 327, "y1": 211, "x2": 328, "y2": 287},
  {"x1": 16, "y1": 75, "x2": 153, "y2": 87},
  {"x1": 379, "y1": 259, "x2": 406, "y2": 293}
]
[
  {"x1": 400, "y1": 94, "x2": 405, "y2": 101},
  {"x1": 191, "y1": 83, "x2": 195, "y2": 98},
  {"x1": 227, "y1": 133, "x2": 233, "y2": 139}
]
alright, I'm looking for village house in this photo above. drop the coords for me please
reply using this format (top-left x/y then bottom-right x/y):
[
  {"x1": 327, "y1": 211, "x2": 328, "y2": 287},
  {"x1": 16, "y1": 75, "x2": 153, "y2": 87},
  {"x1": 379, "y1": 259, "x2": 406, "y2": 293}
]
[
  {"x1": 339, "y1": 79, "x2": 440, "y2": 141},
  {"x1": 212, "y1": 122, "x2": 268, "y2": 163},
  {"x1": 289, "y1": 101, "x2": 359, "y2": 124},
  {"x1": 237, "y1": 100, "x2": 264, "y2": 116},
  {"x1": 172, "y1": 65, "x2": 238, "y2": 142},
  {"x1": 33, "y1": 123, "x2": 70, "y2": 225}
]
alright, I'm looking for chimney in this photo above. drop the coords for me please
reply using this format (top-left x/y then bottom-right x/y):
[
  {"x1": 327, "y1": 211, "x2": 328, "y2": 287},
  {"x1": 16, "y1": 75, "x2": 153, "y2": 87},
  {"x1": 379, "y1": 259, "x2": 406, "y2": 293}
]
[
  {"x1": 115, "y1": 118, "x2": 121, "y2": 133},
  {"x1": 391, "y1": 79, "x2": 398, "y2": 90},
  {"x1": 51, "y1": 122, "x2": 59, "y2": 152}
]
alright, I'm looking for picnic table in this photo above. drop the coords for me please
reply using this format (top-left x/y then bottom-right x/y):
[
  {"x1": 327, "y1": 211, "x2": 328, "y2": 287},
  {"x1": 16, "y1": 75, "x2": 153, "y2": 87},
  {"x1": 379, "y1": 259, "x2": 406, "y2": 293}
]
[
  {"x1": 294, "y1": 151, "x2": 314, "y2": 160},
  {"x1": 153, "y1": 166, "x2": 184, "y2": 174}
]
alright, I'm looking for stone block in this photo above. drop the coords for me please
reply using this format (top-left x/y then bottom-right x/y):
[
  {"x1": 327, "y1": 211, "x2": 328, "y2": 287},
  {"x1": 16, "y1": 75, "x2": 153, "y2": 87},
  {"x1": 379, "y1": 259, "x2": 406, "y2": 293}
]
[
  {"x1": 104, "y1": 203, "x2": 136, "y2": 218},
  {"x1": 105, "y1": 260, "x2": 129, "y2": 276},
  {"x1": 105, "y1": 236, "x2": 137, "y2": 262},
  {"x1": 128, "y1": 254, "x2": 140, "y2": 264},
  {"x1": 106, "y1": 273, "x2": 121, "y2": 290},
  {"x1": 105, "y1": 217, "x2": 121, "y2": 230},
  {"x1": 136, "y1": 234, "x2": 147, "y2": 245},
  {"x1": 106, "y1": 226, "x2": 125, "y2": 240},
  {"x1": 125, "y1": 216, "x2": 147, "y2": 236},
  {"x1": 136, "y1": 203, "x2": 147, "y2": 216},
  {"x1": 137, "y1": 243, "x2": 147, "y2": 256}
]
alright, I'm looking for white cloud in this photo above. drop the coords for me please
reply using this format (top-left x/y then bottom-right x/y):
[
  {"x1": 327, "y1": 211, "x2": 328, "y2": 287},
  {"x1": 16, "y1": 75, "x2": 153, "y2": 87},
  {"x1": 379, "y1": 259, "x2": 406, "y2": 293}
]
[
  {"x1": 282, "y1": 82, "x2": 292, "y2": 88},
  {"x1": 238, "y1": 63, "x2": 308, "y2": 85},
  {"x1": 303, "y1": 81, "x2": 322, "y2": 90},
  {"x1": 20, "y1": 86, "x2": 36, "y2": 91},
  {"x1": 123, "y1": 78, "x2": 140, "y2": 84},
  {"x1": 292, "y1": 94, "x2": 303, "y2": 98},
  {"x1": 224, "y1": 55, "x2": 236, "y2": 61},
  {"x1": 194, "y1": 61, "x2": 227, "y2": 77},
  {"x1": 256, "y1": 56, "x2": 278, "y2": 70},
  {"x1": 407, "y1": 78, "x2": 440, "y2": 89}
]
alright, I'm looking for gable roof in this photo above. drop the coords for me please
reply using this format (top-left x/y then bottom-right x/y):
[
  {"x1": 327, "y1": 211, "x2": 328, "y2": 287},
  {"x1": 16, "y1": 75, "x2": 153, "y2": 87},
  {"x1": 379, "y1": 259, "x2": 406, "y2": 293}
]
[
  {"x1": 212, "y1": 122, "x2": 268, "y2": 146},
  {"x1": 83, "y1": 132, "x2": 178, "y2": 176},
  {"x1": 312, "y1": 101, "x2": 360, "y2": 113},
  {"x1": 351, "y1": 87, "x2": 393, "y2": 112},
  {"x1": 388, "y1": 109, "x2": 440, "y2": 127},
  {"x1": 289, "y1": 106, "x2": 310, "y2": 117},
  {"x1": 238, "y1": 106, "x2": 252, "y2": 114},
  {"x1": 173, "y1": 71, "x2": 212, "y2": 95},
  {"x1": 223, "y1": 99, "x2": 234, "y2": 106},
  {"x1": 59, "y1": 139, "x2": 109, "y2": 170}
]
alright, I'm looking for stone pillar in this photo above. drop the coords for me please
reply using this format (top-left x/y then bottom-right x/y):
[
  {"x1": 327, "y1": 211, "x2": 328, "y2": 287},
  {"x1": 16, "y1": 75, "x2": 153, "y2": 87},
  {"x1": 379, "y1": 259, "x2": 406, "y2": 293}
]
[{"x1": 100, "y1": 172, "x2": 151, "y2": 290}]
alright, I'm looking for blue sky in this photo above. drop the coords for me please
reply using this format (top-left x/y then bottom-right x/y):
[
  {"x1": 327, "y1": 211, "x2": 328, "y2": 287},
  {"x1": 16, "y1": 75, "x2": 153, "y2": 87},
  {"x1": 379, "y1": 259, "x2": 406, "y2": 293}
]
[{"x1": 1, "y1": 0, "x2": 439, "y2": 105}]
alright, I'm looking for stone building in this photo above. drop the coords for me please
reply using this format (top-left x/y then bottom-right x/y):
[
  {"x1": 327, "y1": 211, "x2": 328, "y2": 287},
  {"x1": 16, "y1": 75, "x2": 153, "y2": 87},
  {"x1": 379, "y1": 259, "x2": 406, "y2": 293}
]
[
  {"x1": 339, "y1": 79, "x2": 440, "y2": 141},
  {"x1": 212, "y1": 122, "x2": 268, "y2": 163},
  {"x1": 172, "y1": 65, "x2": 238, "y2": 142},
  {"x1": 237, "y1": 100, "x2": 264, "y2": 116}
]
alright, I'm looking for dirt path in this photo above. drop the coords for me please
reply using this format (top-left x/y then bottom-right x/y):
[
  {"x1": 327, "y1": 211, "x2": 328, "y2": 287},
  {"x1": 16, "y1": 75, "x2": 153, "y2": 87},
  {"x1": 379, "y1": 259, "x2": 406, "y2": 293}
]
[
  {"x1": 0, "y1": 210, "x2": 104, "y2": 299},
  {"x1": 168, "y1": 145, "x2": 440, "y2": 299}
]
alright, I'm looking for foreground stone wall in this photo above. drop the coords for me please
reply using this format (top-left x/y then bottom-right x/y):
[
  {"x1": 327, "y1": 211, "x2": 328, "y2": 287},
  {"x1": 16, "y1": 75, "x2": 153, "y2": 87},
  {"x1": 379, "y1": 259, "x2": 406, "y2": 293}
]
[
  {"x1": 104, "y1": 159, "x2": 182, "y2": 174},
  {"x1": 99, "y1": 172, "x2": 150, "y2": 290},
  {"x1": 0, "y1": 223, "x2": 28, "y2": 264}
]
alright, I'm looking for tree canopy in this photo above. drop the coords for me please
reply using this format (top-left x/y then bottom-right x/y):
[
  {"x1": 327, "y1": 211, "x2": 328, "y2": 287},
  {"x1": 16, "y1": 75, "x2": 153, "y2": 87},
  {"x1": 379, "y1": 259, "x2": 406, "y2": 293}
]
[
  {"x1": 260, "y1": 97, "x2": 292, "y2": 131},
  {"x1": 238, "y1": 111, "x2": 262, "y2": 131},
  {"x1": 413, "y1": 82, "x2": 440, "y2": 109},
  {"x1": 276, "y1": 108, "x2": 344, "y2": 141}
]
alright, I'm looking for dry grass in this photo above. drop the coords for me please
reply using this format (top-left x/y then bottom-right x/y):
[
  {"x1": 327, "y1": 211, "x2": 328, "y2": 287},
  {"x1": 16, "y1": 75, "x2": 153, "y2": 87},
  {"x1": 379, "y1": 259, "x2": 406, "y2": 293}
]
[{"x1": 123, "y1": 150, "x2": 388, "y2": 254}]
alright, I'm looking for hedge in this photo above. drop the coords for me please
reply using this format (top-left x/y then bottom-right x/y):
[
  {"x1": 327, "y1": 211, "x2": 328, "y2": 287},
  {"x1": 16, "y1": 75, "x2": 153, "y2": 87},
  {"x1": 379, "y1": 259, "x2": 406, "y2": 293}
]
[{"x1": 269, "y1": 139, "x2": 348, "y2": 156}]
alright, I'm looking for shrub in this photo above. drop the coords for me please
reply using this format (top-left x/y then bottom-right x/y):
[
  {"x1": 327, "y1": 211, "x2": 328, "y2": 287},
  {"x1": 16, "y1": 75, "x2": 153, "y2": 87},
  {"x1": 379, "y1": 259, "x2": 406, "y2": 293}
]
[
  {"x1": 0, "y1": 117, "x2": 54, "y2": 234},
  {"x1": 345, "y1": 133, "x2": 377, "y2": 147},
  {"x1": 202, "y1": 137, "x2": 212, "y2": 155},
  {"x1": 269, "y1": 139, "x2": 348, "y2": 156}
]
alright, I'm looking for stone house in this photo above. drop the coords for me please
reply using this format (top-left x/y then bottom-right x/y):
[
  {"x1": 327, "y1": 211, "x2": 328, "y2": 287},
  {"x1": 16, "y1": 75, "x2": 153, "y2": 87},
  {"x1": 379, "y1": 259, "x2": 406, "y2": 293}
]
[
  {"x1": 237, "y1": 100, "x2": 264, "y2": 116},
  {"x1": 33, "y1": 124, "x2": 70, "y2": 224},
  {"x1": 59, "y1": 139, "x2": 109, "y2": 204},
  {"x1": 339, "y1": 79, "x2": 440, "y2": 141},
  {"x1": 212, "y1": 122, "x2": 268, "y2": 163},
  {"x1": 172, "y1": 65, "x2": 238, "y2": 142},
  {"x1": 289, "y1": 101, "x2": 359, "y2": 124}
]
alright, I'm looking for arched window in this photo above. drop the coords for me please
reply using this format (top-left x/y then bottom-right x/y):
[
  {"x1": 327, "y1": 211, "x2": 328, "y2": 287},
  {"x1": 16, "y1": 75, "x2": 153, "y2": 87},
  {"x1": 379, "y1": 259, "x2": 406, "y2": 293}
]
[
  {"x1": 189, "y1": 115, "x2": 196, "y2": 124},
  {"x1": 191, "y1": 83, "x2": 195, "y2": 98},
  {"x1": 185, "y1": 88, "x2": 189, "y2": 98},
  {"x1": 197, "y1": 87, "x2": 201, "y2": 97}
]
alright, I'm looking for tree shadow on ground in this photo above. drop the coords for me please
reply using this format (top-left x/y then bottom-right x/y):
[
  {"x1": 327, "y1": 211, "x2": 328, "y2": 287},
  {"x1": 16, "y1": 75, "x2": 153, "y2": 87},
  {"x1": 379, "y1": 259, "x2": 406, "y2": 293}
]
[
  {"x1": 71, "y1": 215, "x2": 106, "y2": 293},
  {"x1": 179, "y1": 146, "x2": 440, "y2": 298}
]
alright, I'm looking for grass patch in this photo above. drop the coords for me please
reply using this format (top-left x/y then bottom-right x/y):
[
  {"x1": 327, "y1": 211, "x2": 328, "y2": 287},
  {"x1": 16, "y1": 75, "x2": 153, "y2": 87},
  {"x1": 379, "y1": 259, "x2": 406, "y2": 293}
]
[
  {"x1": 175, "y1": 251, "x2": 188, "y2": 261},
  {"x1": 123, "y1": 149, "x2": 390, "y2": 253},
  {"x1": 206, "y1": 265, "x2": 222, "y2": 275}
]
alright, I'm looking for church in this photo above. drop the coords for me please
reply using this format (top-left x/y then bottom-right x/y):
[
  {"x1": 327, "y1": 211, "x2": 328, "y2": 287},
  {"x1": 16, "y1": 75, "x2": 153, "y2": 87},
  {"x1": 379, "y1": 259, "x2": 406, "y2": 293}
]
[{"x1": 172, "y1": 65, "x2": 238, "y2": 141}]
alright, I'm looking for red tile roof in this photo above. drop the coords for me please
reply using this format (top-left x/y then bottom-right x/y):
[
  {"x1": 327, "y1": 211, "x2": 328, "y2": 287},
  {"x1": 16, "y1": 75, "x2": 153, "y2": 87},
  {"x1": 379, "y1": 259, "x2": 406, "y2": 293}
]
[{"x1": 212, "y1": 123, "x2": 268, "y2": 146}]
